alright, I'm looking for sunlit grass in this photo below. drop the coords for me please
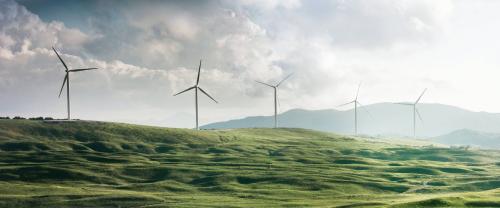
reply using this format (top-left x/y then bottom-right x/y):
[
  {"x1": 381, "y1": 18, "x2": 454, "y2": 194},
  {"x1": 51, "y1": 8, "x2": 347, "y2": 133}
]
[{"x1": 1, "y1": 119, "x2": 500, "y2": 207}]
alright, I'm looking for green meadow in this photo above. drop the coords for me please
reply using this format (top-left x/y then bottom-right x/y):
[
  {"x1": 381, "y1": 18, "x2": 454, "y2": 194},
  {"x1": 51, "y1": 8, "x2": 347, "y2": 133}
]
[{"x1": 1, "y1": 120, "x2": 500, "y2": 207}]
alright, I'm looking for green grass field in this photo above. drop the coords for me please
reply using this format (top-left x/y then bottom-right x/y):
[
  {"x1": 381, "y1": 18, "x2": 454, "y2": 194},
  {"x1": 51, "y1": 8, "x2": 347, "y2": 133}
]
[{"x1": 1, "y1": 120, "x2": 500, "y2": 207}]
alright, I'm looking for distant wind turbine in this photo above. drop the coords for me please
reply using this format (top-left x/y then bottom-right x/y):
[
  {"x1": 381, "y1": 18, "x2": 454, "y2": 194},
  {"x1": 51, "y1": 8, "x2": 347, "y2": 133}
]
[
  {"x1": 173, "y1": 60, "x2": 218, "y2": 130},
  {"x1": 395, "y1": 88, "x2": 427, "y2": 138},
  {"x1": 256, "y1": 73, "x2": 293, "y2": 128},
  {"x1": 53, "y1": 47, "x2": 98, "y2": 120},
  {"x1": 338, "y1": 83, "x2": 371, "y2": 135}
]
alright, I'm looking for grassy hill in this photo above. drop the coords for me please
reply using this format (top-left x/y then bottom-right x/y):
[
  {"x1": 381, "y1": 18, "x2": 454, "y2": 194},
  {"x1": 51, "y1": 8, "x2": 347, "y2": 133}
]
[{"x1": 1, "y1": 120, "x2": 500, "y2": 207}]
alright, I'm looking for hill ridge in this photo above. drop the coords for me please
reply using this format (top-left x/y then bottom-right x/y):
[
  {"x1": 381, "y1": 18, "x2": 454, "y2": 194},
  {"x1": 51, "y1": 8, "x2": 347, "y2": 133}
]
[{"x1": 202, "y1": 103, "x2": 500, "y2": 138}]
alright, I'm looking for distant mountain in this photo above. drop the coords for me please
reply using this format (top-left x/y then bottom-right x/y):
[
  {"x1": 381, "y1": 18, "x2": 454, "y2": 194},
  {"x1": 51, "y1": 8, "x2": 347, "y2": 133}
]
[
  {"x1": 434, "y1": 129, "x2": 500, "y2": 149},
  {"x1": 202, "y1": 103, "x2": 500, "y2": 137}
]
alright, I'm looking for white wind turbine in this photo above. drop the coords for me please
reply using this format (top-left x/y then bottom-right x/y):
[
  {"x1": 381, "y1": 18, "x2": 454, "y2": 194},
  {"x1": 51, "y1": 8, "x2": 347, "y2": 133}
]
[
  {"x1": 338, "y1": 83, "x2": 371, "y2": 135},
  {"x1": 173, "y1": 60, "x2": 218, "y2": 130},
  {"x1": 256, "y1": 73, "x2": 293, "y2": 128},
  {"x1": 53, "y1": 47, "x2": 98, "y2": 120},
  {"x1": 395, "y1": 88, "x2": 427, "y2": 138}
]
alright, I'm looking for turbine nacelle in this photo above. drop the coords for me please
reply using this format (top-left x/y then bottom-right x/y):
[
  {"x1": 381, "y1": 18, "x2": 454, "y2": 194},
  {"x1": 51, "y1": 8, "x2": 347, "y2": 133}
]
[
  {"x1": 53, "y1": 47, "x2": 98, "y2": 120},
  {"x1": 255, "y1": 73, "x2": 294, "y2": 89},
  {"x1": 173, "y1": 60, "x2": 218, "y2": 103},
  {"x1": 394, "y1": 88, "x2": 427, "y2": 108},
  {"x1": 173, "y1": 85, "x2": 218, "y2": 104},
  {"x1": 255, "y1": 73, "x2": 294, "y2": 128},
  {"x1": 394, "y1": 88, "x2": 427, "y2": 137},
  {"x1": 338, "y1": 82, "x2": 371, "y2": 135},
  {"x1": 173, "y1": 60, "x2": 218, "y2": 130}
]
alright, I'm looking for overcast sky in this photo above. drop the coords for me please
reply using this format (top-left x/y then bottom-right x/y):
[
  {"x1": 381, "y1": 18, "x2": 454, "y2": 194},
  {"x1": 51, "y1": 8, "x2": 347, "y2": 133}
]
[{"x1": 1, "y1": 0, "x2": 500, "y2": 128}]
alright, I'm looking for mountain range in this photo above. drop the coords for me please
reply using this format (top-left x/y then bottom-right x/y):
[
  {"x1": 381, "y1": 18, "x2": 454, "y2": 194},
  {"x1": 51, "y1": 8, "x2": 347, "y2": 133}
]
[
  {"x1": 202, "y1": 103, "x2": 500, "y2": 138},
  {"x1": 433, "y1": 129, "x2": 500, "y2": 149}
]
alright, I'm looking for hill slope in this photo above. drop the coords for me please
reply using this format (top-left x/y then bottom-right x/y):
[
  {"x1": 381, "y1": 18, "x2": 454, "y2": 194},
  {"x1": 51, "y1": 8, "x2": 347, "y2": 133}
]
[
  {"x1": 434, "y1": 129, "x2": 500, "y2": 149},
  {"x1": 1, "y1": 120, "x2": 500, "y2": 207},
  {"x1": 202, "y1": 103, "x2": 500, "y2": 138}
]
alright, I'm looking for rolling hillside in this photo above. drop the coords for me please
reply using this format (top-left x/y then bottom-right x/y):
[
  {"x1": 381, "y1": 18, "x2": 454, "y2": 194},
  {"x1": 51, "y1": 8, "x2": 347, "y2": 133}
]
[
  {"x1": 203, "y1": 103, "x2": 500, "y2": 138},
  {"x1": 1, "y1": 120, "x2": 500, "y2": 207}
]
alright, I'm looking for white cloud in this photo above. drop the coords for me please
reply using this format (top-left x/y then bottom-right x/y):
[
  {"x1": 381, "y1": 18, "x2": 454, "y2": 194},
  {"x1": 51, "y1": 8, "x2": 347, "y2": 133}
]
[
  {"x1": 0, "y1": 1, "x2": 90, "y2": 55},
  {"x1": 237, "y1": 0, "x2": 302, "y2": 10},
  {"x1": 12, "y1": 0, "x2": 500, "y2": 129}
]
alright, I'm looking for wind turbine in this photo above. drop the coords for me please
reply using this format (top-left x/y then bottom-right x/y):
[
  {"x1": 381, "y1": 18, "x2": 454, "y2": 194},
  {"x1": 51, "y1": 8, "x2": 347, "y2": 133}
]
[
  {"x1": 338, "y1": 83, "x2": 370, "y2": 135},
  {"x1": 173, "y1": 60, "x2": 218, "y2": 130},
  {"x1": 53, "y1": 47, "x2": 98, "y2": 120},
  {"x1": 395, "y1": 88, "x2": 427, "y2": 138},
  {"x1": 256, "y1": 73, "x2": 293, "y2": 128}
]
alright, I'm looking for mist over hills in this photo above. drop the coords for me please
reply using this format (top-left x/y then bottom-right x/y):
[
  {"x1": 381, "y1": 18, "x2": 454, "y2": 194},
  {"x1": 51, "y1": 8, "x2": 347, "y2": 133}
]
[
  {"x1": 434, "y1": 129, "x2": 500, "y2": 149},
  {"x1": 203, "y1": 103, "x2": 500, "y2": 138}
]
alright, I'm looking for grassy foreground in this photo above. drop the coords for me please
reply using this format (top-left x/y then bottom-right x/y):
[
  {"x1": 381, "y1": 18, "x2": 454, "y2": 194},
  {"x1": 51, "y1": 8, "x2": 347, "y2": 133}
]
[{"x1": 1, "y1": 120, "x2": 500, "y2": 207}]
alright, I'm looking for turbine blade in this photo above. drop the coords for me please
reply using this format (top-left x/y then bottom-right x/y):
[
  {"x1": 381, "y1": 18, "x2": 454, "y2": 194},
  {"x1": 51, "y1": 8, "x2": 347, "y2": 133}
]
[
  {"x1": 357, "y1": 101, "x2": 373, "y2": 118},
  {"x1": 58, "y1": 74, "x2": 68, "y2": 98},
  {"x1": 416, "y1": 108, "x2": 423, "y2": 123},
  {"x1": 355, "y1": 82, "x2": 361, "y2": 100},
  {"x1": 255, "y1": 80, "x2": 274, "y2": 88},
  {"x1": 198, "y1": 87, "x2": 218, "y2": 103},
  {"x1": 196, "y1": 60, "x2": 202, "y2": 85},
  {"x1": 173, "y1": 86, "x2": 195, "y2": 96},
  {"x1": 69, "y1": 67, "x2": 98, "y2": 72},
  {"x1": 394, "y1": 102, "x2": 414, "y2": 106},
  {"x1": 52, "y1": 47, "x2": 69, "y2": 71},
  {"x1": 337, "y1": 100, "x2": 355, "y2": 107},
  {"x1": 276, "y1": 73, "x2": 293, "y2": 87},
  {"x1": 415, "y1": 88, "x2": 427, "y2": 104}
]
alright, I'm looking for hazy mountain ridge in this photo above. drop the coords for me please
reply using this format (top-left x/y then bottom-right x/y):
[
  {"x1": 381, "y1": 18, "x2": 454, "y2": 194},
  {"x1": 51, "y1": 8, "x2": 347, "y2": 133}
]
[
  {"x1": 434, "y1": 129, "x2": 500, "y2": 149},
  {"x1": 203, "y1": 103, "x2": 500, "y2": 138}
]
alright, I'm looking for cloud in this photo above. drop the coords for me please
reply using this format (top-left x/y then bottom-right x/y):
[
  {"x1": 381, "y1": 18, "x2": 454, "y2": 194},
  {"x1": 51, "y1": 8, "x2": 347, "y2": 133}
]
[
  {"x1": 0, "y1": 0, "x2": 90, "y2": 54},
  {"x1": 251, "y1": 0, "x2": 453, "y2": 50},
  {"x1": 0, "y1": 0, "x2": 262, "y2": 126},
  {"x1": 1, "y1": 0, "x2": 465, "y2": 127},
  {"x1": 236, "y1": 0, "x2": 302, "y2": 10}
]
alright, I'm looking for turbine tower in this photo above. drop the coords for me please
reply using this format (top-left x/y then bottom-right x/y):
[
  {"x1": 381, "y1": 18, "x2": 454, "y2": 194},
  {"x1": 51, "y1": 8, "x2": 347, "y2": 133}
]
[
  {"x1": 395, "y1": 88, "x2": 427, "y2": 138},
  {"x1": 256, "y1": 73, "x2": 293, "y2": 128},
  {"x1": 338, "y1": 83, "x2": 370, "y2": 135},
  {"x1": 173, "y1": 60, "x2": 218, "y2": 130},
  {"x1": 53, "y1": 47, "x2": 98, "y2": 120}
]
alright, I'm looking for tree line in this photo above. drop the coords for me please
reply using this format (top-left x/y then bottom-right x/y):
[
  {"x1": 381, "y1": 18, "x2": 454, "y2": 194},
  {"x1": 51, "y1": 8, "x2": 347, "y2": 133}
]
[{"x1": 0, "y1": 116, "x2": 54, "y2": 120}]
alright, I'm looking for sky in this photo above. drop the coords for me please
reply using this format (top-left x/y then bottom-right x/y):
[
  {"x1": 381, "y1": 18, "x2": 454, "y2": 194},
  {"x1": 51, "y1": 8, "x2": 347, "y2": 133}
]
[{"x1": 1, "y1": 0, "x2": 500, "y2": 128}]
